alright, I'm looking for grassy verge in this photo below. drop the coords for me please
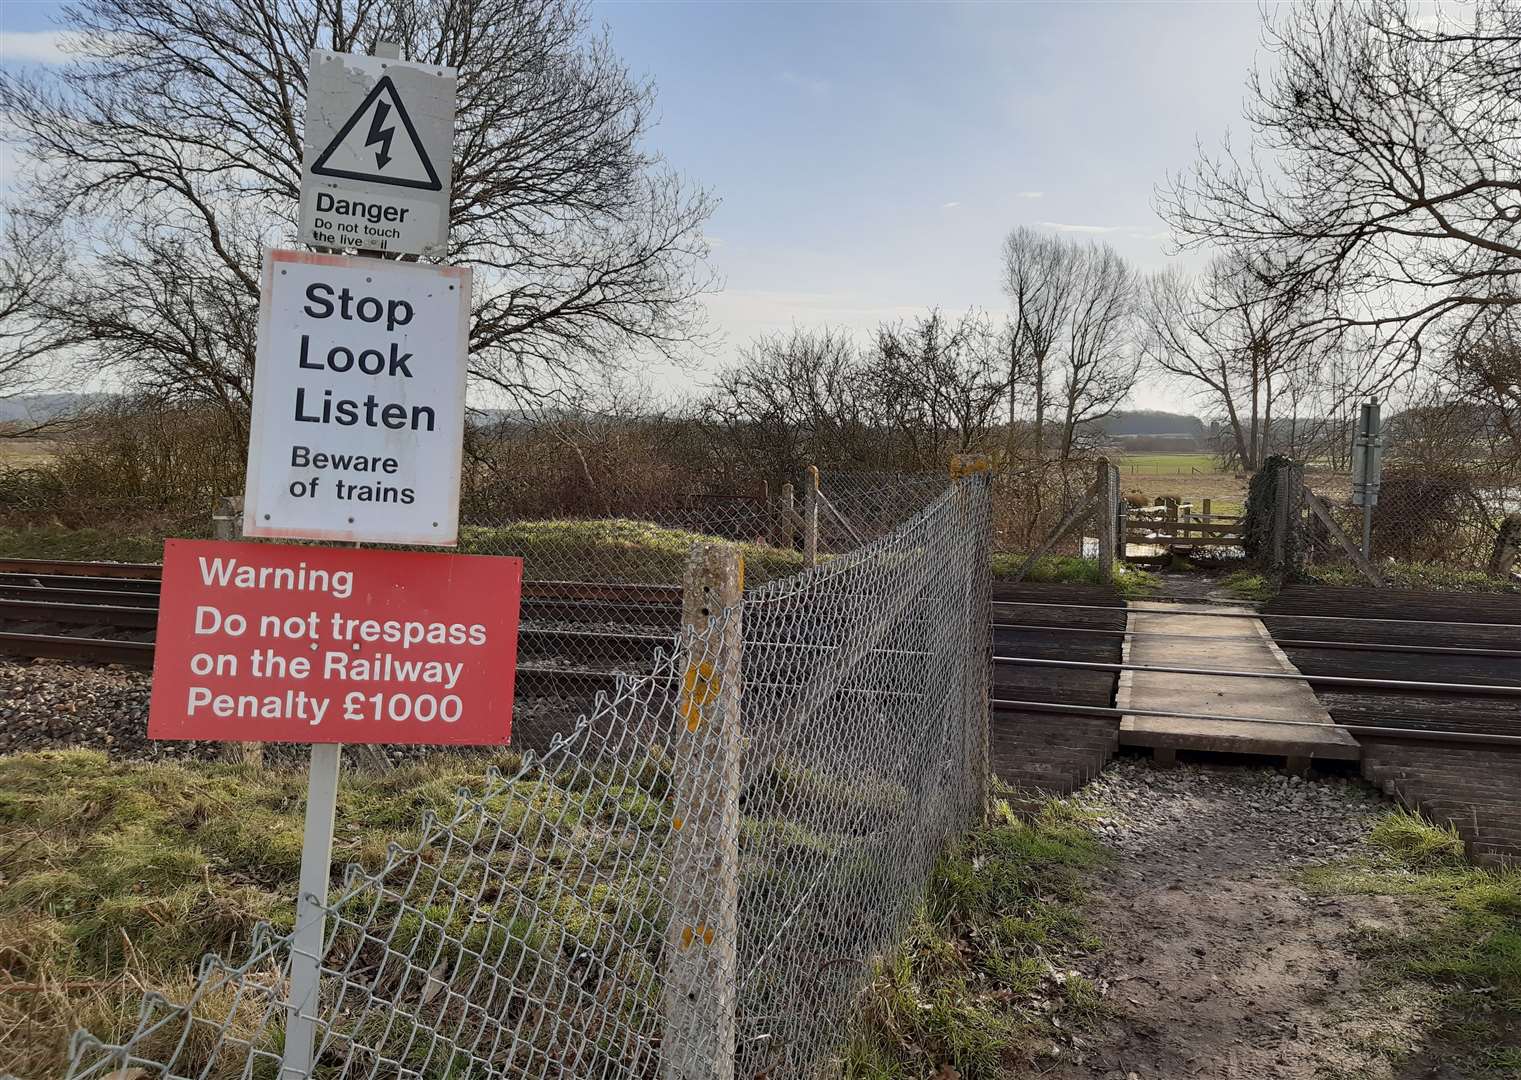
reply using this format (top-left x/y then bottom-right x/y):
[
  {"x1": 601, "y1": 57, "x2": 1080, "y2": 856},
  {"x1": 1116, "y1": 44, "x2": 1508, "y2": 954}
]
[
  {"x1": 1300, "y1": 809, "x2": 1521, "y2": 1076},
  {"x1": 0, "y1": 519, "x2": 813, "y2": 584},
  {"x1": 990, "y1": 553, "x2": 1161, "y2": 599},
  {"x1": 459, "y1": 518, "x2": 807, "y2": 584},
  {"x1": 1304, "y1": 561, "x2": 1520, "y2": 593},
  {"x1": 1220, "y1": 569, "x2": 1276, "y2": 601},
  {"x1": 843, "y1": 796, "x2": 1106, "y2": 1079},
  {"x1": 0, "y1": 526, "x2": 169, "y2": 563},
  {"x1": 0, "y1": 749, "x2": 522, "y2": 1077}
]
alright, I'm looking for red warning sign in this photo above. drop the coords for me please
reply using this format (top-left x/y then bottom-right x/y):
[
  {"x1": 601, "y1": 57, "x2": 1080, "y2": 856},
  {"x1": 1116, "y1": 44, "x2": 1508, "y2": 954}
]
[{"x1": 148, "y1": 540, "x2": 520, "y2": 745}]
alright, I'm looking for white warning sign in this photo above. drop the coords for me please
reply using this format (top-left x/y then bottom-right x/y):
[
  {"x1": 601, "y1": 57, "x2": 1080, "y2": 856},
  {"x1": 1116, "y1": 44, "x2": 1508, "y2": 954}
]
[
  {"x1": 299, "y1": 50, "x2": 455, "y2": 257},
  {"x1": 242, "y1": 249, "x2": 471, "y2": 546}
]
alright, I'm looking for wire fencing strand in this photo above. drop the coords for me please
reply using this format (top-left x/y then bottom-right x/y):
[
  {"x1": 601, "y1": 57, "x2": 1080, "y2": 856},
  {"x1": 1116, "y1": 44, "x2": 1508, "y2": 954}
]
[{"x1": 64, "y1": 473, "x2": 992, "y2": 1080}]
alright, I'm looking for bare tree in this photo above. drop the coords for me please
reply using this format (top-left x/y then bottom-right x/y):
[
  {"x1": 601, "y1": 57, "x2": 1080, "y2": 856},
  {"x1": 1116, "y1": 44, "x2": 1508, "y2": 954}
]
[
  {"x1": 873, "y1": 309, "x2": 1012, "y2": 463},
  {"x1": 0, "y1": 0, "x2": 718, "y2": 426},
  {"x1": 1159, "y1": 1, "x2": 1521, "y2": 363},
  {"x1": 1054, "y1": 241, "x2": 1137, "y2": 461},
  {"x1": 0, "y1": 213, "x2": 75, "y2": 412},
  {"x1": 695, "y1": 328, "x2": 882, "y2": 486},
  {"x1": 1138, "y1": 255, "x2": 1346, "y2": 471},
  {"x1": 1001, "y1": 226, "x2": 1077, "y2": 458}
]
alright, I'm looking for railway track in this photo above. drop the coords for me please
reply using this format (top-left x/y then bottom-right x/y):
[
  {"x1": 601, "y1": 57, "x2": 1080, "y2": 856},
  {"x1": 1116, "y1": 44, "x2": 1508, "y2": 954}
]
[{"x1": 0, "y1": 559, "x2": 685, "y2": 694}]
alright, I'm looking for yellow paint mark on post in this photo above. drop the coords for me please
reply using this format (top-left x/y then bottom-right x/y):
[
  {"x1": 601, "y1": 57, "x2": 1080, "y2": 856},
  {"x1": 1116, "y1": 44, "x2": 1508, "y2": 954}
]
[{"x1": 679, "y1": 660, "x2": 720, "y2": 732}]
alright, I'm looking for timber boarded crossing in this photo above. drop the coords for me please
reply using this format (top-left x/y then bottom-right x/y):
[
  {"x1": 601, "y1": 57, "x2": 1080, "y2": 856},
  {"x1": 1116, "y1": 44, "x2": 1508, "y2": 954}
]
[{"x1": 989, "y1": 580, "x2": 1521, "y2": 866}]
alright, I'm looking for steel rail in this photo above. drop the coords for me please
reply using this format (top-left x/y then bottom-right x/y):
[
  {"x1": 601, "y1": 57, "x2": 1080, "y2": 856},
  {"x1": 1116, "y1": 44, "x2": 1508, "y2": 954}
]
[
  {"x1": 991, "y1": 621, "x2": 1521, "y2": 659},
  {"x1": 0, "y1": 631, "x2": 154, "y2": 666},
  {"x1": 0, "y1": 571, "x2": 162, "y2": 593},
  {"x1": 993, "y1": 655, "x2": 1521, "y2": 695},
  {"x1": 993, "y1": 598, "x2": 1521, "y2": 630},
  {"x1": 0, "y1": 557, "x2": 162, "y2": 579},
  {"x1": 0, "y1": 584, "x2": 161, "y2": 607},
  {"x1": 991, "y1": 698, "x2": 1521, "y2": 748},
  {"x1": 0, "y1": 597, "x2": 158, "y2": 629}
]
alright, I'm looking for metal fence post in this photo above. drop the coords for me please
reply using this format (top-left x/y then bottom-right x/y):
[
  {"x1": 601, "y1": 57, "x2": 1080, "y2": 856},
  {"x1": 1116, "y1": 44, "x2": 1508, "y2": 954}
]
[
  {"x1": 664, "y1": 543, "x2": 742, "y2": 1080},
  {"x1": 1270, "y1": 462, "x2": 1304, "y2": 576},
  {"x1": 779, "y1": 482, "x2": 795, "y2": 550},
  {"x1": 803, "y1": 465, "x2": 820, "y2": 567},
  {"x1": 1094, "y1": 458, "x2": 1116, "y2": 584}
]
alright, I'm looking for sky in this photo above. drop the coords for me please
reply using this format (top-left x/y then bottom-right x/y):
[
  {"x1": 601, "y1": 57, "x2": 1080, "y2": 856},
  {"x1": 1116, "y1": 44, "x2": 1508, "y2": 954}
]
[{"x1": 0, "y1": 0, "x2": 1272, "y2": 412}]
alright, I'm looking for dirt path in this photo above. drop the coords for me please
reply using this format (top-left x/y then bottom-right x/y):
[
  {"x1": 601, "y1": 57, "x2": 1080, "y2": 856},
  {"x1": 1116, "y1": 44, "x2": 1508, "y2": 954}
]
[{"x1": 1044, "y1": 761, "x2": 1428, "y2": 1080}]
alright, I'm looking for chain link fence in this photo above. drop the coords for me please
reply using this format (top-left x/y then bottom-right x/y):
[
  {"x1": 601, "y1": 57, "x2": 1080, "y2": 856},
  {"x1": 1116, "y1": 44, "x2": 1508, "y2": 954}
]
[
  {"x1": 1239, "y1": 458, "x2": 1521, "y2": 588},
  {"x1": 458, "y1": 467, "x2": 948, "y2": 587},
  {"x1": 1289, "y1": 467, "x2": 1519, "y2": 587},
  {"x1": 64, "y1": 473, "x2": 992, "y2": 1080}
]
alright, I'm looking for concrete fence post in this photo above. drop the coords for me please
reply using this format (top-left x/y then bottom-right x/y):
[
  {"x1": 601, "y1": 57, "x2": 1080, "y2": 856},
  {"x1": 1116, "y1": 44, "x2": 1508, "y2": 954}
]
[
  {"x1": 663, "y1": 542, "x2": 743, "y2": 1080},
  {"x1": 803, "y1": 465, "x2": 820, "y2": 567},
  {"x1": 1094, "y1": 458, "x2": 1116, "y2": 584},
  {"x1": 212, "y1": 495, "x2": 243, "y2": 542},
  {"x1": 779, "y1": 482, "x2": 795, "y2": 550}
]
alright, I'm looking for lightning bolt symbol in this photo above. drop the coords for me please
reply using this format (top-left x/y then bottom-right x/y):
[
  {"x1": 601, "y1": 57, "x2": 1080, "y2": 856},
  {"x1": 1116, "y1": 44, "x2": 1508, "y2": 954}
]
[{"x1": 364, "y1": 99, "x2": 395, "y2": 170}]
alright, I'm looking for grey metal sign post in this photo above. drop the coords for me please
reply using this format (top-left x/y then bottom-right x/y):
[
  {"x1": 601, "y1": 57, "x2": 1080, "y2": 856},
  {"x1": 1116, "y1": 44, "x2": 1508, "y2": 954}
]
[{"x1": 1350, "y1": 399, "x2": 1385, "y2": 560}]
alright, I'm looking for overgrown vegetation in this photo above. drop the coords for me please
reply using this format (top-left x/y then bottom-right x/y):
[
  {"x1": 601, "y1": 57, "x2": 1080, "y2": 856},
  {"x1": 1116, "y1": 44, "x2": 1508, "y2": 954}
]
[
  {"x1": 842, "y1": 796, "x2": 1106, "y2": 1079},
  {"x1": 0, "y1": 750, "x2": 520, "y2": 1077},
  {"x1": 1300, "y1": 809, "x2": 1521, "y2": 1076}
]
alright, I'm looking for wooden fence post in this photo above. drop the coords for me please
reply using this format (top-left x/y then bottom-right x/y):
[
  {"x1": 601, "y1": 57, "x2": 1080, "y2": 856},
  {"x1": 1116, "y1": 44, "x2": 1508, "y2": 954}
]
[
  {"x1": 664, "y1": 543, "x2": 743, "y2": 1080},
  {"x1": 803, "y1": 465, "x2": 820, "y2": 567},
  {"x1": 1094, "y1": 458, "x2": 1116, "y2": 584}
]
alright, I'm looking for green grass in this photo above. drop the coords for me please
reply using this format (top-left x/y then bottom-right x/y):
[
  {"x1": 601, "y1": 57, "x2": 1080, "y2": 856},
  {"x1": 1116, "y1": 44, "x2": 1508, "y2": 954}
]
[
  {"x1": 459, "y1": 517, "x2": 807, "y2": 585},
  {"x1": 1220, "y1": 569, "x2": 1276, "y2": 601},
  {"x1": 0, "y1": 519, "x2": 813, "y2": 586},
  {"x1": 990, "y1": 553, "x2": 1161, "y2": 599},
  {"x1": 0, "y1": 749, "x2": 531, "y2": 1077},
  {"x1": 0, "y1": 526, "x2": 168, "y2": 563},
  {"x1": 1304, "y1": 560, "x2": 1520, "y2": 593},
  {"x1": 1300, "y1": 809, "x2": 1521, "y2": 1075},
  {"x1": 842, "y1": 795, "x2": 1106, "y2": 1080}
]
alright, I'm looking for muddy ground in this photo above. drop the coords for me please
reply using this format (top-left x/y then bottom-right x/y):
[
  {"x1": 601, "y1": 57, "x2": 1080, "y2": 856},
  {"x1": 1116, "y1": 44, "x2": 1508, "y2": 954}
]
[{"x1": 1043, "y1": 761, "x2": 1467, "y2": 1080}]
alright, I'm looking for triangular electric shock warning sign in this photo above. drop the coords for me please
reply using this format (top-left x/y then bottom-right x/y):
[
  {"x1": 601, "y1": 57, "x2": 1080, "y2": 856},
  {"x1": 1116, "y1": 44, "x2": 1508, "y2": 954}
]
[{"x1": 311, "y1": 76, "x2": 442, "y2": 191}]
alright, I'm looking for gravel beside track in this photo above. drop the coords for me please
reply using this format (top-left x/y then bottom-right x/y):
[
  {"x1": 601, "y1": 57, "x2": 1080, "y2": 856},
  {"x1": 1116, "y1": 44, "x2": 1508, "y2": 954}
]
[{"x1": 0, "y1": 657, "x2": 597, "y2": 765}]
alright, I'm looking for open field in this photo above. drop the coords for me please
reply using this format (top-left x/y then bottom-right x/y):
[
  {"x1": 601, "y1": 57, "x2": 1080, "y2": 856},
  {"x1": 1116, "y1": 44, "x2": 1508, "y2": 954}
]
[
  {"x1": 1115, "y1": 452, "x2": 1220, "y2": 474},
  {"x1": 0, "y1": 440, "x2": 59, "y2": 469}
]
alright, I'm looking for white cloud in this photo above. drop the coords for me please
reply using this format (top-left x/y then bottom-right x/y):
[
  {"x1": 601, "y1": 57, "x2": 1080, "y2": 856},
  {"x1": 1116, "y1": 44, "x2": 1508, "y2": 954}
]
[
  {"x1": 1036, "y1": 221, "x2": 1123, "y2": 234},
  {"x1": 778, "y1": 69, "x2": 831, "y2": 98},
  {"x1": 941, "y1": 200, "x2": 961, "y2": 209},
  {"x1": 0, "y1": 31, "x2": 77, "y2": 65},
  {"x1": 1014, "y1": 191, "x2": 1044, "y2": 199}
]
